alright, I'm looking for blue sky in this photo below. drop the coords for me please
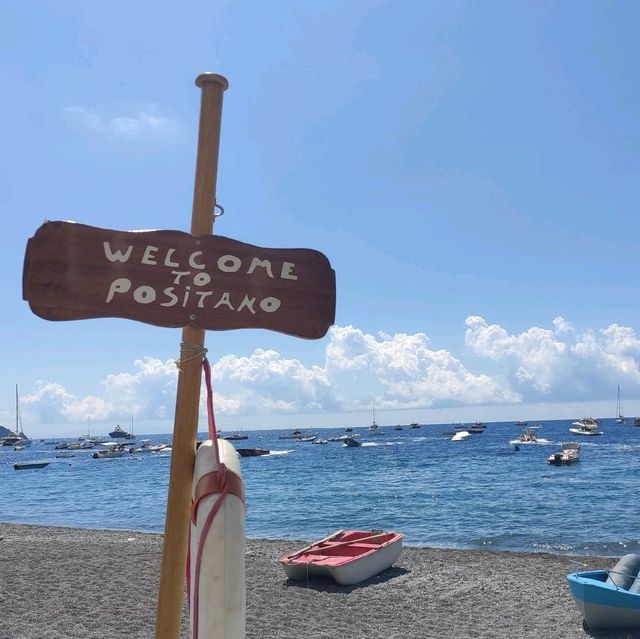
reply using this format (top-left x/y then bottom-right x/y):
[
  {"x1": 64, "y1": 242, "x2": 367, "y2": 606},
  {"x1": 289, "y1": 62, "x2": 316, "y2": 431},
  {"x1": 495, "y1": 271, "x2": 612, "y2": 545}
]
[{"x1": 2, "y1": 1, "x2": 640, "y2": 437}]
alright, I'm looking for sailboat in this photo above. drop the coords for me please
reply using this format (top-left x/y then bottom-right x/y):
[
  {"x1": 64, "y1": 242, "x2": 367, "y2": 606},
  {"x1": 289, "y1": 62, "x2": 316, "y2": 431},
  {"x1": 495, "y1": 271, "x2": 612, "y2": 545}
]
[
  {"x1": 3, "y1": 385, "x2": 30, "y2": 447},
  {"x1": 616, "y1": 385, "x2": 626, "y2": 424},
  {"x1": 368, "y1": 402, "x2": 383, "y2": 435}
]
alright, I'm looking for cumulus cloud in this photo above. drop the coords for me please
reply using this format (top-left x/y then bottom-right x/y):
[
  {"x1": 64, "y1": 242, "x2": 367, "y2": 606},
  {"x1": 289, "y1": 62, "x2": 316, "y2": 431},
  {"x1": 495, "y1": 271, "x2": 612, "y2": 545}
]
[
  {"x1": 20, "y1": 319, "x2": 640, "y2": 425},
  {"x1": 65, "y1": 105, "x2": 179, "y2": 139},
  {"x1": 20, "y1": 325, "x2": 518, "y2": 425},
  {"x1": 22, "y1": 357, "x2": 178, "y2": 423},
  {"x1": 465, "y1": 316, "x2": 640, "y2": 399}
]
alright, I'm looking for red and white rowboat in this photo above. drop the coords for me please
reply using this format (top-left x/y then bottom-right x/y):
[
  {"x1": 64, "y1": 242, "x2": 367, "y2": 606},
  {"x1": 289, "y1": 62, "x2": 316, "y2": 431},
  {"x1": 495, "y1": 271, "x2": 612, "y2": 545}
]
[{"x1": 279, "y1": 529, "x2": 403, "y2": 585}]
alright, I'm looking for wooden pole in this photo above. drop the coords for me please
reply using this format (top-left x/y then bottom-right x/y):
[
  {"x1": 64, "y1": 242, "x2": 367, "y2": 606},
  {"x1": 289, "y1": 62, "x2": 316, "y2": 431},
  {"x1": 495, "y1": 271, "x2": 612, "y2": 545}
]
[{"x1": 155, "y1": 72, "x2": 228, "y2": 639}]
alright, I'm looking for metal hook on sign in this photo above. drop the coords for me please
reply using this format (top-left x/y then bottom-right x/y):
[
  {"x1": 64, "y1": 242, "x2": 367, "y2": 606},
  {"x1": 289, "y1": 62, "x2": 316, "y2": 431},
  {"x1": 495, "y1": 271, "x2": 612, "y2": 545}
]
[{"x1": 213, "y1": 202, "x2": 225, "y2": 218}]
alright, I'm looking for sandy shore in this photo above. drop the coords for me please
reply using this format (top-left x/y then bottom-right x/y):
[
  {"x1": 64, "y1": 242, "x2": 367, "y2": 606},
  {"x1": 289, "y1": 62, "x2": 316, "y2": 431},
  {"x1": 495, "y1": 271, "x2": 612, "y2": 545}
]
[{"x1": 1, "y1": 523, "x2": 638, "y2": 639}]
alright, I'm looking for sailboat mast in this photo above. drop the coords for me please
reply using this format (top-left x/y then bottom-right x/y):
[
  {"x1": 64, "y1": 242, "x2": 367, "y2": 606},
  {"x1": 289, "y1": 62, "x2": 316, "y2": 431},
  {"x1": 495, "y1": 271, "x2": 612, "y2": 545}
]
[{"x1": 15, "y1": 384, "x2": 18, "y2": 434}]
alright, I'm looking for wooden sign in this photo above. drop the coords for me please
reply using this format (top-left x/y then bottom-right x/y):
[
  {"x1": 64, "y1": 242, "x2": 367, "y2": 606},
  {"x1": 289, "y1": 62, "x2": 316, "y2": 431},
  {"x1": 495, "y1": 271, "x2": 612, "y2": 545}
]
[{"x1": 23, "y1": 221, "x2": 336, "y2": 340}]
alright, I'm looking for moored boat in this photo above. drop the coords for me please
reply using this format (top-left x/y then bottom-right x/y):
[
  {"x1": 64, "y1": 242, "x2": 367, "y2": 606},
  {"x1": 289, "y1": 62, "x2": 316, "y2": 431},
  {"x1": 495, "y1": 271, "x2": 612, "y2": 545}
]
[
  {"x1": 569, "y1": 417, "x2": 603, "y2": 436},
  {"x1": 279, "y1": 529, "x2": 403, "y2": 585},
  {"x1": 236, "y1": 448, "x2": 269, "y2": 457},
  {"x1": 108, "y1": 424, "x2": 134, "y2": 439},
  {"x1": 14, "y1": 461, "x2": 50, "y2": 470},
  {"x1": 468, "y1": 421, "x2": 486, "y2": 433},
  {"x1": 92, "y1": 443, "x2": 129, "y2": 458},
  {"x1": 548, "y1": 442, "x2": 580, "y2": 465},
  {"x1": 615, "y1": 385, "x2": 626, "y2": 423},
  {"x1": 509, "y1": 427, "x2": 552, "y2": 446},
  {"x1": 568, "y1": 554, "x2": 640, "y2": 630}
]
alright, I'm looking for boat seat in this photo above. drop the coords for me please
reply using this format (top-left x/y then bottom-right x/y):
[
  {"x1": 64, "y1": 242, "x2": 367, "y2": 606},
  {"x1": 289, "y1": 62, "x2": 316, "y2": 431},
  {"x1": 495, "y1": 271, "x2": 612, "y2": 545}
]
[
  {"x1": 606, "y1": 554, "x2": 640, "y2": 590},
  {"x1": 348, "y1": 543, "x2": 379, "y2": 549}
]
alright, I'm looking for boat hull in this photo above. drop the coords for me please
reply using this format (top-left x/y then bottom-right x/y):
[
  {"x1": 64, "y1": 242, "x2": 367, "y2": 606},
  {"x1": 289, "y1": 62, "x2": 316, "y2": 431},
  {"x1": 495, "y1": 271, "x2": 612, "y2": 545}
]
[
  {"x1": 14, "y1": 462, "x2": 50, "y2": 470},
  {"x1": 280, "y1": 531, "x2": 403, "y2": 586},
  {"x1": 236, "y1": 448, "x2": 269, "y2": 457},
  {"x1": 568, "y1": 571, "x2": 640, "y2": 630},
  {"x1": 569, "y1": 428, "x2": 603, "y2": 436}
]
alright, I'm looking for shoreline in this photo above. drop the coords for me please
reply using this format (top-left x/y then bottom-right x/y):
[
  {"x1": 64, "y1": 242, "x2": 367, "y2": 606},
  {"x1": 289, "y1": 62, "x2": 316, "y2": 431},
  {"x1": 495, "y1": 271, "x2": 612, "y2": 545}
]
[
  {"x1": 1, "y1": 522, "x2": 637, "y2": 639},
  {"x1": 0, "y1": 518, "x2": 619, "y2": 559}
]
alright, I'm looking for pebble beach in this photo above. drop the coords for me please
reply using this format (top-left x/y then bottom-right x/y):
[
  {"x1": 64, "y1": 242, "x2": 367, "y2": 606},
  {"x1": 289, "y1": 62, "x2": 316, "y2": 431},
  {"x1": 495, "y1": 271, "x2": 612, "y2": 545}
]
[{"x1": 2, "y1": 523, "x2": 639, "y2": 639}]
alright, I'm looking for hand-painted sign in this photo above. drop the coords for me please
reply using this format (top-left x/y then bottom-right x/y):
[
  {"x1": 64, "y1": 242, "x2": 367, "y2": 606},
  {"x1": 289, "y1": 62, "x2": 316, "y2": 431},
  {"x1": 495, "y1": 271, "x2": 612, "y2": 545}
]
[{"x1": 23, "y1": 221, "x2": 336, "y2": 339}]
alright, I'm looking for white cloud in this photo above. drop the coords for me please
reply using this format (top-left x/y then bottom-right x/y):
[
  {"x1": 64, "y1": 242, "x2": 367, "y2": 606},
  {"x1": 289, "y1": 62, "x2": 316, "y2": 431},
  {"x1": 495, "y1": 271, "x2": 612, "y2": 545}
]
[
  {"x1": 65, "y1": 105, "x2": 179, "y2": 139},
  {"x1": 465, "y1": 316, "x2": 640, "y2": 399},
  {"x1": 20, "y1": 325, "x2": 519, "y2": 425},
  {"x1": 20, "y1": 319, "x2": 640, "y2": 426},
  {"x1": 22, "y1": 357, "x2": 178, "y2": 423},
  {"x1": 553, "y1": 316, "x2": 574, "y2": 334}
]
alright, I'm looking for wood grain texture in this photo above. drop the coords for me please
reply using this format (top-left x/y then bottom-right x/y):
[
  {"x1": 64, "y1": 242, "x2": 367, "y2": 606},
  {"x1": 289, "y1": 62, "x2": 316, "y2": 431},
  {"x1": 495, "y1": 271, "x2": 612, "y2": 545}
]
[{"x1": 23, "y1": 221, "x2": 336, "y2": 340}]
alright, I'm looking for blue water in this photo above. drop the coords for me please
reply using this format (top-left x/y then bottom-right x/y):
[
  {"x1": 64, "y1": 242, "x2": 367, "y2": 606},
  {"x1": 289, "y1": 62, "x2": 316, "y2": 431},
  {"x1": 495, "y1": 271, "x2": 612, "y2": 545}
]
[{"x1": 2, "y1": 419, "x2": 639, "y2": 557}]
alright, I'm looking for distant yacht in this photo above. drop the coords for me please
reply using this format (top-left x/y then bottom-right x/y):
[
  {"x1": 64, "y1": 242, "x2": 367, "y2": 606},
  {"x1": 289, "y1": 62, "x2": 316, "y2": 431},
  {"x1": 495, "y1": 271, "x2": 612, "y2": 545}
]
[
  {"x1": 109, "y1": 424, "x2": 134, "y2": 439},
  {"x1": 569, "y1": 417, "x2": 604, "y2": 436}
]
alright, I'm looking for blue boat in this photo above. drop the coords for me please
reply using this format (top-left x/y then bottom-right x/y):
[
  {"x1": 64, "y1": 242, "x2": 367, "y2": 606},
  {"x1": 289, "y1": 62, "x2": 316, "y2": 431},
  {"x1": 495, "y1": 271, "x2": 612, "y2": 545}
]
[{"x1": 567, "y1": 554, "x2": 640, "y2": 630}]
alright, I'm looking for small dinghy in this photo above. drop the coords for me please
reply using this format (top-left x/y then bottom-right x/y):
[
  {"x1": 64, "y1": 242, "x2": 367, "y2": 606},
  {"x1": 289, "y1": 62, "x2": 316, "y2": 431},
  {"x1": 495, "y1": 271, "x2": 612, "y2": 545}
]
[
  {"x1": 279, "y1": 529, "x2": 403, "y2": 585},
  {"x1": 568, "y1": 554, "x2": 640, "y2": 630},
  {"x1": 14, "y1": 461, "x2": 50, "y2": 470}
]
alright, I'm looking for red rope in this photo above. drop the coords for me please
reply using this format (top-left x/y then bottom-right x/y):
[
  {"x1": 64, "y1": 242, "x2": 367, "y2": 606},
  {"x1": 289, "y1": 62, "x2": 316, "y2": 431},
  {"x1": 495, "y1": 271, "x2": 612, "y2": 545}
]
[
  {"x1": 188, "y1": 357, "x2": 234, "y2": 639},
  {"x1": 202, "y1": 357, "x2": 221, "y2": 465}
]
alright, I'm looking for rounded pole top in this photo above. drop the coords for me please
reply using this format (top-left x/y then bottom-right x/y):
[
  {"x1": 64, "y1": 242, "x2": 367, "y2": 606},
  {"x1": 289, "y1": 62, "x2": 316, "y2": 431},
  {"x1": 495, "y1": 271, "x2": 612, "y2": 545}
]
[{"x1": 195, "y1": 73, "x2": 229, "y2": 90}]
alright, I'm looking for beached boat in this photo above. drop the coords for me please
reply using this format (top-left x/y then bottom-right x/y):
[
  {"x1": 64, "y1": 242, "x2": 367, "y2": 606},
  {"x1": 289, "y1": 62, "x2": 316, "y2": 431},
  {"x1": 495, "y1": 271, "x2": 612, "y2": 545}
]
[
  {"x1": 568, "y1": 554, "x2": 640, "y2": 630},
  {"x1": 14, "y1": 461, "x2": 50, "y2": 470},
  {"x1": 548, "y1": 442, "x2": 580, "y2": 465},
  {"x1": 235, "y1": 448, "x2": 269, "y2": 457},
  {"x1": 279, "y1": 529, "x2": 404, "y2": 585},
  {"x1": 343, "y1": 436, "x2": 362, "y2": 447},
  {"x1": 569, "y1": 417, "x2": 603, "y2": 436}
]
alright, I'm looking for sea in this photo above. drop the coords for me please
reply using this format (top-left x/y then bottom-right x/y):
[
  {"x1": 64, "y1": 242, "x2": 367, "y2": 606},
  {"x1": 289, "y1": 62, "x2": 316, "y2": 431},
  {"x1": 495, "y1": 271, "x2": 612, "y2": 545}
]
[{"x1": 1, "y1": 418, "x2": 639, "y2": 557}]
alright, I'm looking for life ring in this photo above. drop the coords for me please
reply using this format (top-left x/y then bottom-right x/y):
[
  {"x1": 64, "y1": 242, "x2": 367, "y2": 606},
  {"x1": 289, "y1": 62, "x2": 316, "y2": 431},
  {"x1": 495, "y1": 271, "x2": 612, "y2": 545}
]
[{"x1": 189, "y1": 438, "x2": 246, "y2": 639}]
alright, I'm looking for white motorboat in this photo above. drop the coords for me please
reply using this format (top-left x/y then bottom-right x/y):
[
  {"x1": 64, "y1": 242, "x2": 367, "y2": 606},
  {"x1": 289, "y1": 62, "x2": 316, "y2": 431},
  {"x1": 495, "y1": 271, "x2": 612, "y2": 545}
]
[
  {"x1": 452, "y1": 431, "x2": 470, "y2": 441},
  {"x1": 548, "y1": 442, "x2": 580, "y2": 465},
  {"x1": 570, "y1": 417, "x2": 603, "y2": 436},
  {"x1": 509, "y1": 427, "x2": 552, "y2": 446}
]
